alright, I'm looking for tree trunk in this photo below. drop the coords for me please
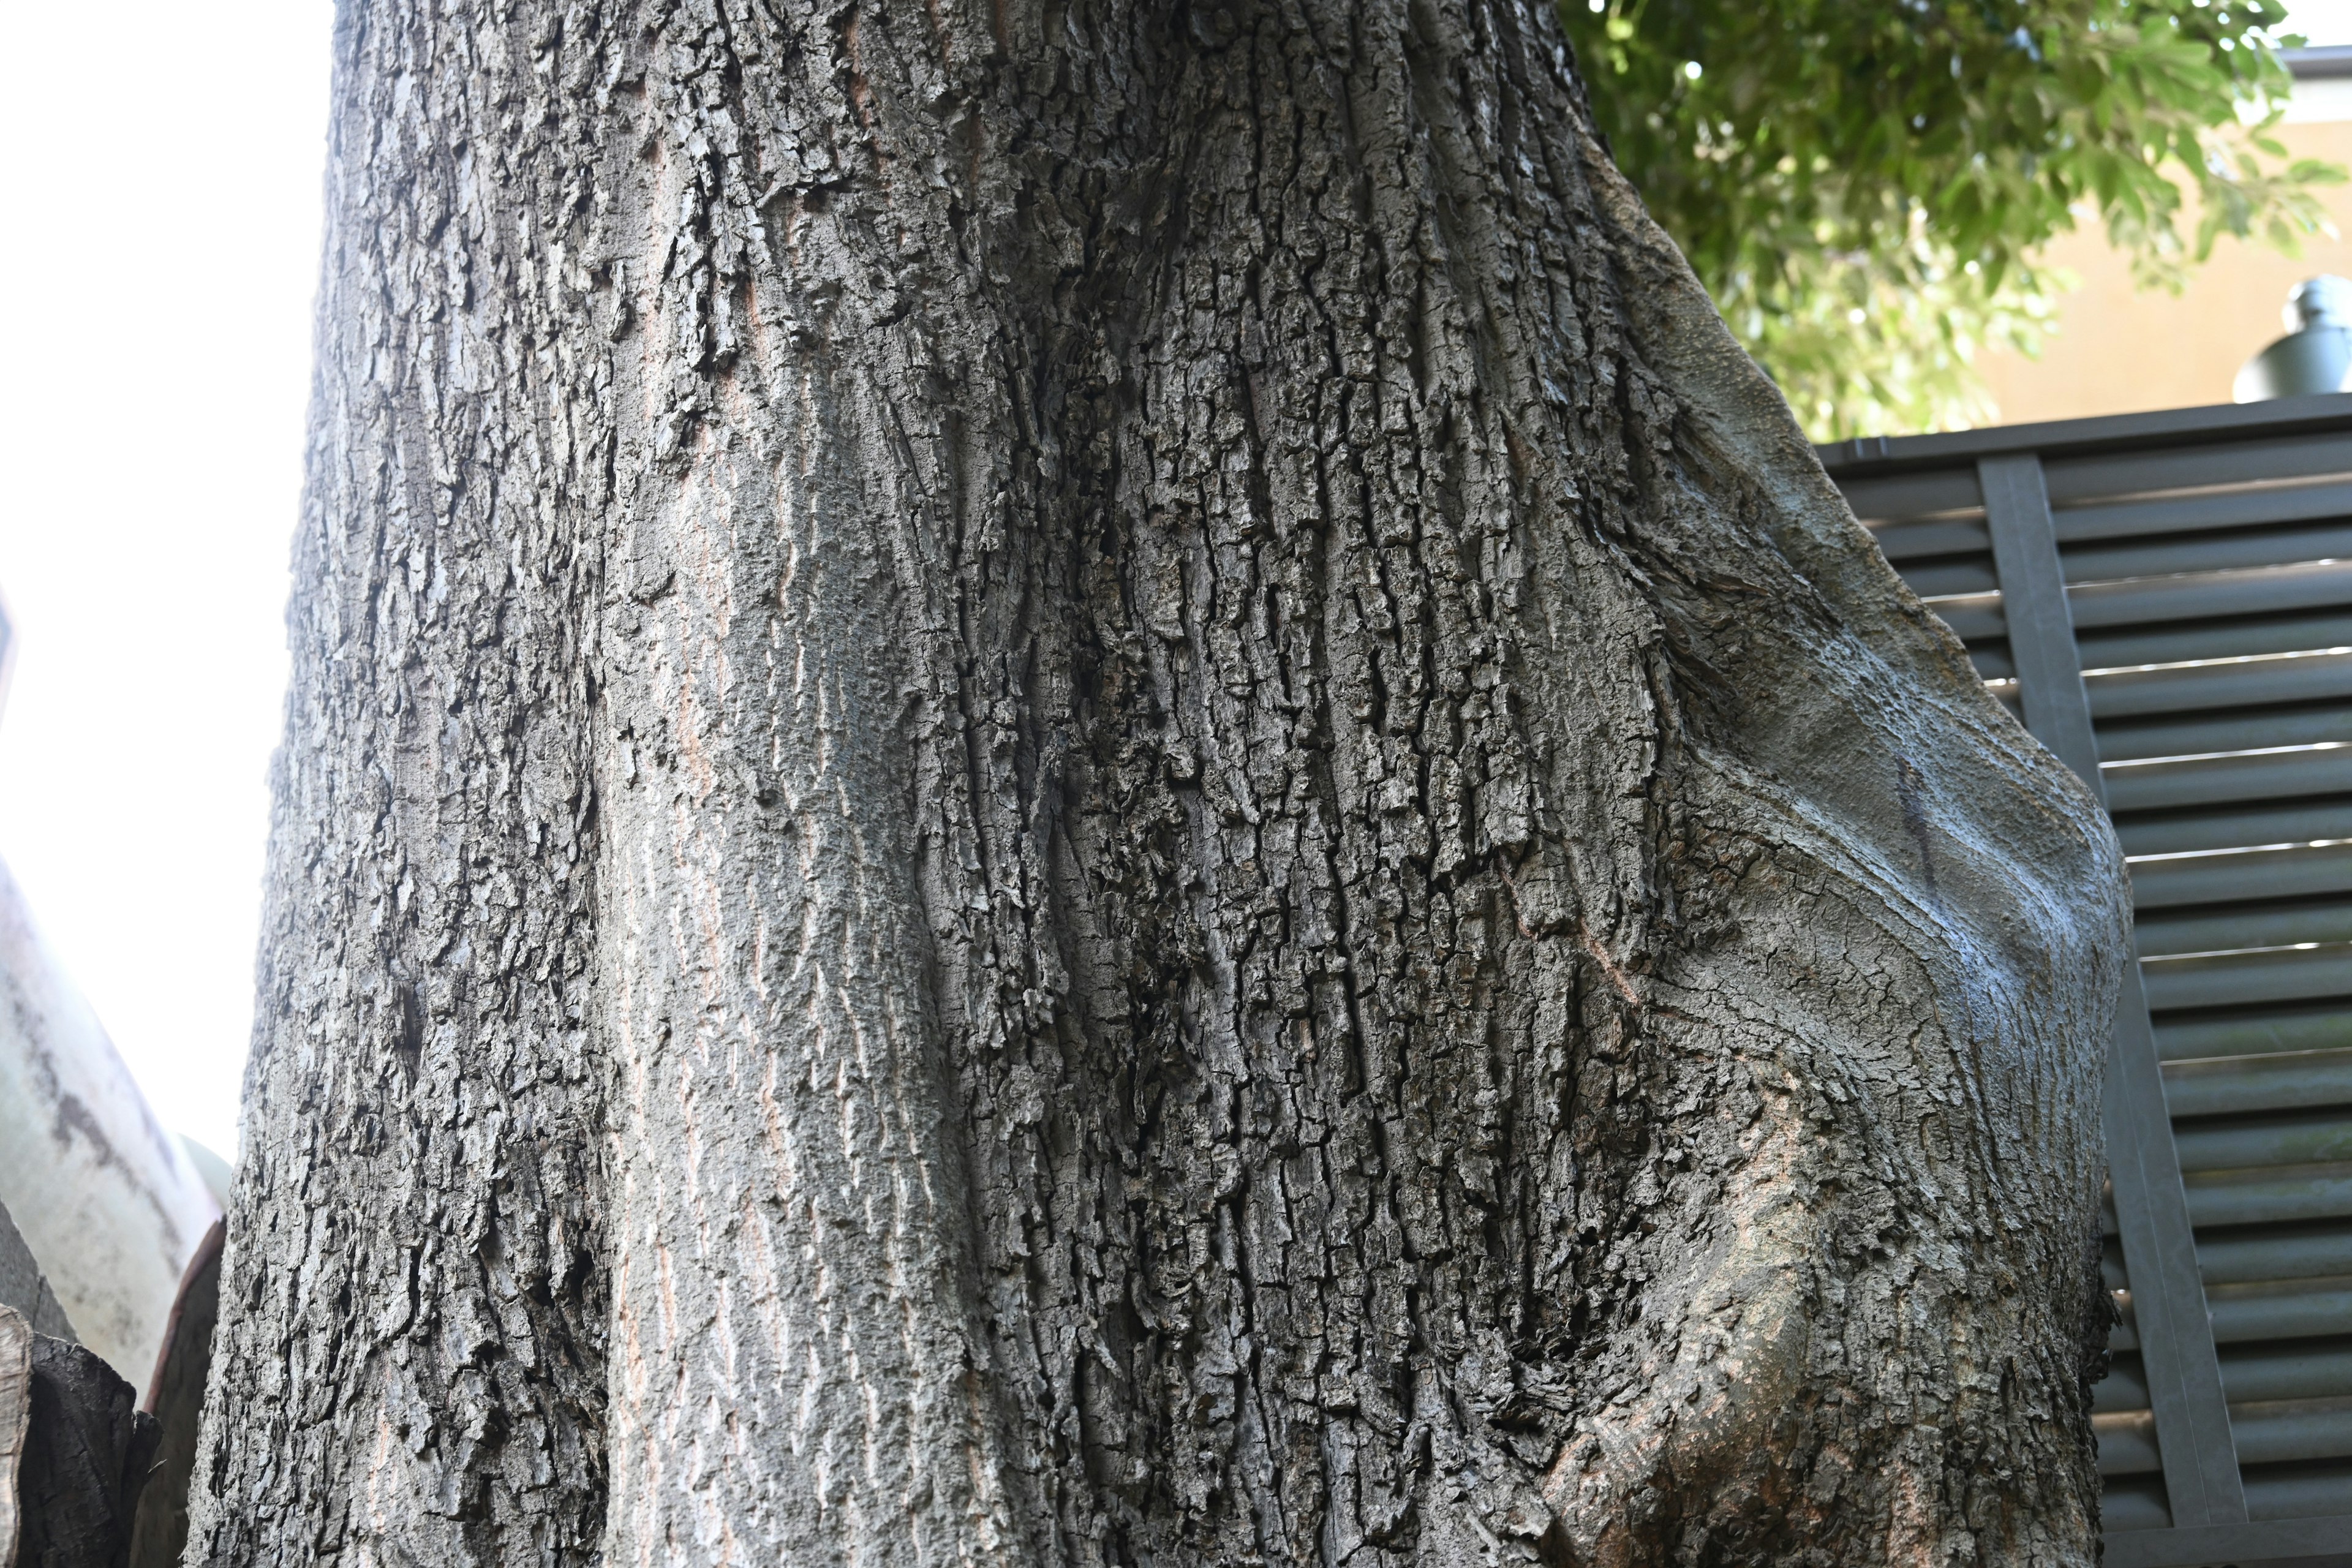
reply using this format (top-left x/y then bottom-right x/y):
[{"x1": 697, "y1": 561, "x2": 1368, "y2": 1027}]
[{"x1": 188, "y1": 2, "x2": 2129, "y2": 1564}]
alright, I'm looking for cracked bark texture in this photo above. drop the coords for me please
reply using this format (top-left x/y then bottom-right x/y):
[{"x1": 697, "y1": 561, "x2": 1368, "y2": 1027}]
[{"x1": 189, "y1": 0, "x2": 2128, "y2": 1564}]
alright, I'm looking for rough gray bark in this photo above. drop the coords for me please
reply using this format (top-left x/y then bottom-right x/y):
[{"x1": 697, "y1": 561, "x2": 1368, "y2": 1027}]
[{"x1": 189, "y1": 1, "x2": 2129, "y2": 1565}]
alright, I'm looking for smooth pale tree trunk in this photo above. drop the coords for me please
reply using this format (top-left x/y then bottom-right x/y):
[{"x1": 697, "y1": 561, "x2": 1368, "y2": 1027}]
[
  {"x1": 0, "y1": 863, "x2": 221, "y2": 1389},
  {"x1": 187, "y1": 1, "x2": 2128, "y2": 1564}
]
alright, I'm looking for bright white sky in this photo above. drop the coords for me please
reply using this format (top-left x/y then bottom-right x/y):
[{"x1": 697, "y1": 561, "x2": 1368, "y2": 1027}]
[
  {"x1": 1, "y1": 2, "x2": 2349, "y2": 1163},
  {"x1": 0, "y1": 1, "x2": 332, "y2": 1156},
  {"x1": 2294, "y1": 0, "x2": 2352, "y2": 43}
]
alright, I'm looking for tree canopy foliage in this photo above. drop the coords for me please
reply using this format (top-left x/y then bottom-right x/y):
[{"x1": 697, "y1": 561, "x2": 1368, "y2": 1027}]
[{"x1": 1562, "y1": 0, "x2": 2344, "y2": 437}]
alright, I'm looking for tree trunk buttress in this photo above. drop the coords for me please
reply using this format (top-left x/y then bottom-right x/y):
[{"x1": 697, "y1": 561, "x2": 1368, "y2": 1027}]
[{"x1": 190, "y1": 2, "x2": 2129, "y2": 1566}]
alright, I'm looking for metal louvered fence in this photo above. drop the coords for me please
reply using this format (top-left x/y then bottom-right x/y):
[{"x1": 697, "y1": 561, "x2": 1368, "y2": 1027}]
[{"x1": 1819, "y1": 393, "x2": 2352, "y2": 1568}]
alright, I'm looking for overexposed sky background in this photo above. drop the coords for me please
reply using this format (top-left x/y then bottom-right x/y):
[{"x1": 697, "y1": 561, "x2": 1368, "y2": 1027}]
[
  {"x1": 2295, "y1": 0, "x2": 2352, "y2": 43},
  {"x1": 0, "y1": 2, "x2": 2349, "y2": 1163},
  {"x1": 0, "y1": 1, "x2": 332, "y2": 1156}
]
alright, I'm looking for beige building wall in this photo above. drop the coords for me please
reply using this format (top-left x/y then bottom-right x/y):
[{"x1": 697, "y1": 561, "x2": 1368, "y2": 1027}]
[{"x1": 1975, "y1": 88, "x2": 2352, "y2": 425}]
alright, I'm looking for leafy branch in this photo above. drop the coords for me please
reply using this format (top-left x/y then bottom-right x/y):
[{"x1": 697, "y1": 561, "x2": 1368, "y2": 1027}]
[{"x1": 1564, "y1": 0, "x2": 2346, "y2": 436}]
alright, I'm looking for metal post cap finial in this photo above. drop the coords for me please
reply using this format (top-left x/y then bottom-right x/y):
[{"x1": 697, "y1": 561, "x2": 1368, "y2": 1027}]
[
  {"x1": 2286, "y1": 273, "x2": 2352, "y2": 333},
  {"x1": 2235, "y1": 276, "x2": 2352, "y2": 402}
]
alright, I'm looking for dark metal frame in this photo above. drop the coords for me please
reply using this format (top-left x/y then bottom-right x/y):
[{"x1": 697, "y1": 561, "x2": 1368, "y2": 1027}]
[
  {"x1": 2283, "y1": 45, "x2": 2352, "y2": 81},
  {"x1": 1820, "y1": 393, "x2": 2352, "y2": 1568}
]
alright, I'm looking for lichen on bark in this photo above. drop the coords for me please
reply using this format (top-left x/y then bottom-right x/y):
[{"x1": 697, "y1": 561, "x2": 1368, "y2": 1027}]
[{"x1": 189, "y1": 1, "x2": 2127, "y2": 1565}]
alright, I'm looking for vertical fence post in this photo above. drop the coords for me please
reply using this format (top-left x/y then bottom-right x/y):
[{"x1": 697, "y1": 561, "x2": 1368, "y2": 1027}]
[{"x1": 1976, "y1": 453, "x2": 2247, "y2": 1528}]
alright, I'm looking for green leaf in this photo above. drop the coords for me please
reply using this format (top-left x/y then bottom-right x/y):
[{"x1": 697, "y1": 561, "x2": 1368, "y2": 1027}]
[{"x1": 1562, "y1": 0, "x2": 2348, "y2": 438}]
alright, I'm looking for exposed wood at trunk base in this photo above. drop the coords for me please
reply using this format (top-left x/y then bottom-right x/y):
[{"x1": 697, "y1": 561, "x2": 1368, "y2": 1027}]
[
  {"x1": 186, "y1": 1, "x2": 2130, "y2": 1564},
  {"x1": 126, "y1": 1222, "x2": 222, "y2": 1568},
  {"x1": 0, "y1": 1205, "x2": 75, "y2": 1355},
  {"x1": 2, "y1": 1306, "x2": 159, "y2": 1568},
  {"x1": 1, "y1": 1308, "x2": 28, "y2": 1566}
]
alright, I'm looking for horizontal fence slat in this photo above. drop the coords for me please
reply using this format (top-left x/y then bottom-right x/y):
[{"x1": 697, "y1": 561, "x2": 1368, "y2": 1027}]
[
  {"x1": 2100, "y1": 707, "x2": 2352, "y2": 765},
  {"x1": 1839, "y1": 467, "x2": 1980, "y2": 522},
  {"x1": 1932, "y1": 562, "x2": 2352, "y2": 646},
  {"x1": 2098, "y1": 1411, "x2": 2162, "y2": 1476},
  {"x1": 1819, "y1": 394, "x2": 2352, "y2": 475},
  {"x1": 2158, "y1": 1006, "x2": 2352, "y2": 1063},
  {"x1": 2133, "y1": 843, "x2": 2352, "y2": 910},
  {"x1": 2196, "y1": 1221, "x2": 2352, "y2": 1284},
  {"x1": 2223, "y1": 1346, "x2": 2352, "y2": 1406},
  {"x1": 2228, "y1": 1396, "x2": 2352, "y2": 1467},
  {"x1": 2143, "y1": 943, "x2": 2352, "y2": 1013},
  {"x1": 2045, "y1": 433, "x2": 2352, "y2": 507},
  {"x1": 2135, "y1": 901, "x2": 2352, "y2": 957},
  {"x1": 2165, "y1": 1048, "x2": 2352, "y2": 1112},
  {"x1": 2207, "y1": 1275, "x2": 2352, "y2": 1341},
  {"x1": 2174, "y1": 1114, "x2": 2352, "y2": 1171},
  {"x1": 2185, "y1": 1166, "x2": 2352, "y2": 1229},
  {"x1": 2244, "y1": 1464, "x2": 2352, "y2": 1524},
  {"x1": 1871, "y1": 516, "x2": 1991, "y2": 562},
  {"x1": 1901, "y1": 559, "x2": 2000, "y2": 597},
  {"x1": 2107, "y1": 1344, "x2": 2352, "y2": 1401},
  {"x1": 2057, "y1": 478, "x2": 2352, "y2": 546},
  {"x1": 2106, "y1": 745, "x2": 2352, "y2": 815},
  {"x1": 2097, "y1": 1352, "x2": 2152, "y2": 1414},
  {"x1": 2117, "y1": 800, "x2": 2352, "y2": 858},
  {"x1": 2088, "y1": 650, "x2": 2352, "y2": 722},
  {"x1": 2064, "y1": 523, "x2": 2352, "y2": 588},
  {"x1": 2071, "y1": 560, "x2": 2352, "y2": 632},
  {"x1": 2102, "y1": 1477, "x2": 2173, "y2": 1534},
  {"x1": 1923, "y1": 592, "x2": 2003, "y2": 641},
  {"x1": 2081, "y1": 611, "x2": 2352, "y2": 672}
]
